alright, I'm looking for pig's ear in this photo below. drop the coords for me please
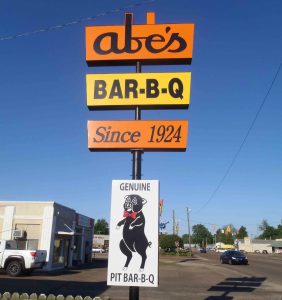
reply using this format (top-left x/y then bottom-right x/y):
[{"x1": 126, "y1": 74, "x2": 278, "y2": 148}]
[{"x1": 142, "y1": 198, "x2": 147, "y2": 205}]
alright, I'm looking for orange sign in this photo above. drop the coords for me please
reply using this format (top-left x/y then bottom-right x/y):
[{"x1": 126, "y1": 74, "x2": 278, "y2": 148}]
[
  {"x1": 85, "y1": 12, "x2": 194, "y2": 66},
  {"x1": 88, "y1": 120, "x2": 188, "y2": 151}
]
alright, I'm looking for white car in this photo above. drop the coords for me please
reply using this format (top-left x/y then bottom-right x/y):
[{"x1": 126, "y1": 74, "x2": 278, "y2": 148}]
[{"x1": 92, "y1": 248, "x2": 105, "y2": 253}]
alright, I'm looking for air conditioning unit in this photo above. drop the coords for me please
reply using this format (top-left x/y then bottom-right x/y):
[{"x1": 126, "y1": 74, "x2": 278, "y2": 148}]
[{"x1": 13, "y1": 230, "x2": 26, "y2": 239}]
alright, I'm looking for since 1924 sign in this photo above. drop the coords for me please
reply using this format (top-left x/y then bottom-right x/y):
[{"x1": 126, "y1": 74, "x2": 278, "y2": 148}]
[
  {"x1": 107, "y1": 180, "x2": 159, "y2": 287},
  {"x1": 88, "y1": 120, "x2": 188, "y2": 151}
]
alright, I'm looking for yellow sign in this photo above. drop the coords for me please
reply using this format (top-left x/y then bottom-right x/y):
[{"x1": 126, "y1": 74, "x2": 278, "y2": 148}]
[{"x1": 86, "y1": 72, "x2": 191, "y2": 110}]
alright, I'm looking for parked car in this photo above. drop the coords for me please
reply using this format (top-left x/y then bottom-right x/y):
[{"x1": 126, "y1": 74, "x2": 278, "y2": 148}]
[
  {"x1": 220, "y1": 250, "x2": 248, "y2": 265},
  {"x1": 199, "y1": 248, "x2": 207, "y2": 253},
  {"x1": 216, "y1": 248, "x2": 227, "y2": 253},
  {"x1": 0, "y1": 239, "x2": 47, "y2": 277},
  {"x1": 92, "y1": 247, "x2": 105, "y2": 253},
  {"x1": 208, "y1": 247, "x2": 216, "y2": 252}
]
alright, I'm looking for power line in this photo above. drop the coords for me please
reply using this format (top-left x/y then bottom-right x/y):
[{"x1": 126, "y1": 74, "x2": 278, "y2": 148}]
[
  {"x1": 0, "y1": 0, "x2": 155, "y2": 42},
  {"x1": 195, "y1": 63, "x2": 282, "y2": 214}
]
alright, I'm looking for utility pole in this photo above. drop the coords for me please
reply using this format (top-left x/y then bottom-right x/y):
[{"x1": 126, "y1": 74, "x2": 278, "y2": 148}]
[
  {"x1": 186, "y1": 207, "x2": 191, "y2": 251},
  {"x1": 175, "y1": 220, "x2": 179, "y2": 236},
  {"x1": 172, "y1": 210, "x2": 175, "y2": 235}
]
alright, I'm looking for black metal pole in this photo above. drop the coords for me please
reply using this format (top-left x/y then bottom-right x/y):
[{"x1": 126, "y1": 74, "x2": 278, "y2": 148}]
[{"x1": 129, "y1": 61, "x2": 142, "y2": 300}]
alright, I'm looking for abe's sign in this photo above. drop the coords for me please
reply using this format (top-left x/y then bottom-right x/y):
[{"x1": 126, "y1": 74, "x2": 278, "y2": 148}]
[
  {"x1": 86, "y1": 12, "x2": 194, "y2": 66},
  {"x1": 87, "y1": 120, "x2": 188, "y2": 151},
  {"x1": 107, "y1": 180, "x2": 159, "y2": 287},
  {"x1": 86, "y1": 72, "x2": 191, "y2": 109}
]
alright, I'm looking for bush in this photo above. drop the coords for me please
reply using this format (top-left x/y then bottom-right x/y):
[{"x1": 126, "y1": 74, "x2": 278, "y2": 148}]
[{"x1": 159, "y1": 234, "x2": 183, "y2": 250}]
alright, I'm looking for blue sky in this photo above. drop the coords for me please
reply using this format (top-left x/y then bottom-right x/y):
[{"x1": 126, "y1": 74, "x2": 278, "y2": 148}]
[{"x1": 1, "y1": 0, "x2": 281, "y2": 237}]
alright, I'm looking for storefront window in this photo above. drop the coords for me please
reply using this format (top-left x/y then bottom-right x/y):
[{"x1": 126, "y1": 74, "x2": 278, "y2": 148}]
[
  {"x1": 52, "y1": 238, "x2": 70, "y2": 266},
  {"x1": 53, "y1": 239, "x2": 62, "y2": 263}
]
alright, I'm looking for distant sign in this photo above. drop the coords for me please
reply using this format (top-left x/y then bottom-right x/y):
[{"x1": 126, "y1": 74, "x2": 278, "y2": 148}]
[
  {"x1": 87, "y1": 120, "x2": 188, "y2": 151},
  {"x1": 85, "y1": 12, "x2": 194, "y2": 66},
  {"x1": 107, "y1": 180, "x2": 159, "y2": 287},
  {"x1": 86, "y1": 72, "x2": 191, "y2": 110}
]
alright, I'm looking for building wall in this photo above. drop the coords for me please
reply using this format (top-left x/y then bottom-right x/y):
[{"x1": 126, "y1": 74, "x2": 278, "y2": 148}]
[
  {"x1": 93, "y1": 234, "x2": 109, "y2": 249},
  {"x1": 252, "y1": 244, "x2": 272, "y2": 253},
  {"x1": 238, "y1": 237, "x2": 273, "y2": 253},
  {"x1": 0, "y1": 201, "x2": 93, "y2": 270},
  {"x1": 74, "y1": 213, "x2": 94, "y2": 264}
]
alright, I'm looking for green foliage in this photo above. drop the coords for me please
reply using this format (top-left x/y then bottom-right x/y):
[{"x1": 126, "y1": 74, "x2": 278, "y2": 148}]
[
  {"x1": 94, "y1": 219, "x2": 109, "y2": 235},
  {"x1": 182, "y1": 234, "x2": 189, "y2": 244},
  {"x1": 216, "y1": 229, "x2": 234, "y2": 244},
  {"x1": 258, "y1": 219, "x2": 282, "y2": 240},
  {"x1": 159, "y1": 234, "x2": 183, "y2": 249},
  {"x1": 258, "y1": 219, "x2": 269, "y2": 232},
  {"x1": 191, "y1": 224, "x2": 213, "y2": 246},
  {"x1": 236, "y1": 226, "x2": 248, "y2": 239}
]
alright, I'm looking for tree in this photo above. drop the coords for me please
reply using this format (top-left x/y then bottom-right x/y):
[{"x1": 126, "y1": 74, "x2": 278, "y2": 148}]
[
  {"x1": 216, "y1": 226, "x2": 235, "y2": 244},
  {"x1": 259, "y1": 225, "x2": 278, "y2": 240},
  {"x1": 94, "y1": 219, "x2": 109, "y2": 235},
  {"x1": 191, "y1": 224, "x2": 213, "y2": 246},
  {"x1": 182, "y1": 234, "x2": 189, "y2": 244},
  {"x1": 236, "y1": 226, "x2": 248, "y2": 239},
  {"x1": 258, "y1": 219, "x2": 279, "y2": 240},
  {"x1": 159, "y1": 234, "x2": 183, "y2": 249},
  {"x1": 259, "y1": 219, "x2": 269, "y2": 232},
  {"x1": 277, "y1": 224, "x2": 282, "y2": 238}
]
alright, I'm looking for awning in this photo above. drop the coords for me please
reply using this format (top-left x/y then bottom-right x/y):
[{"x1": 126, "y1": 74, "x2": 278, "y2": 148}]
[
  {"x1": 56, "y1": 223, "x2": 75, "y2": 235},
  {"x1": 56, "y1": 231, "x2": 74, "y2": 236}
]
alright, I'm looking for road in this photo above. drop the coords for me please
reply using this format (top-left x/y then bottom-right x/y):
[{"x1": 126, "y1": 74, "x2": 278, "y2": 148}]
[
  {"x1": 197, "y1": 251, "x2": 282, "y2": 287},
  {"x1": 0, "y1": 252, "x2": 282, "y2": 299}
]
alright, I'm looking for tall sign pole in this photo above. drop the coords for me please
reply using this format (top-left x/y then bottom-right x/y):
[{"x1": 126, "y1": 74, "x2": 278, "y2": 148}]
[
  {"x1": 132, "y1": 61, "x2": 142, "y2": 181},
  {"x1": 129, "y1": 61, "x2": 142, "y2": 300},
  {"x1": 85, "y1": 11, "x2": 194, "y2": 300}
]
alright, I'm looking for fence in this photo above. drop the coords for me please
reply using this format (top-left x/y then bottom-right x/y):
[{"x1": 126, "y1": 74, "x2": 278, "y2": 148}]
[{"x1": 0, "y1": 293, "x2": 110, "y2": 300}]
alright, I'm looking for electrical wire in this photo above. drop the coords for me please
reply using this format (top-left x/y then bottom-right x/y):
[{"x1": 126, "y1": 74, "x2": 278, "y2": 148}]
[
  {"x1": 0, "y1": 0, "x2": 155, "y2": 41},
  {"x1": 195, "y1": 63, "x2": 282, "y2": 214}
]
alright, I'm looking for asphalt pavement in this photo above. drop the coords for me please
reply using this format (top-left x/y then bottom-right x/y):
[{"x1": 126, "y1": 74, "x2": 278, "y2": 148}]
[{"x1": 1, "y1": 252, "x2": 282, "y2": 300}]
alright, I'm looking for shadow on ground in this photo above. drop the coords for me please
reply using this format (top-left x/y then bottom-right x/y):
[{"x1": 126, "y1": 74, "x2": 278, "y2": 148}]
[
  {"x1": 205, "y1": 276, "x2": 266, "y2": 300},
  {"x1": 33, "y1": 258, "x2": 108, "y2": 276},
  {"x1": 0, "y1": 259, "x2": 109, "y2": 297}
]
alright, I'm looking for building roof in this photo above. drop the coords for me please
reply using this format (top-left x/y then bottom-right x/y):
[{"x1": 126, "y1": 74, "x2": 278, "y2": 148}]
[
  {"x1": 271, "y1": 241, "x2": 282, "y2": 248},
  {"x1": 252, "y1": 239, "x2": 272, "y2": 245}
]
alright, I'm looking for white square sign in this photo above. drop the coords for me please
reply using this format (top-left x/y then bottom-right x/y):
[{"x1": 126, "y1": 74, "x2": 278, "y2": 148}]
[{"x1": 107, "y1": 180, "x2": 159, "y2": 287}]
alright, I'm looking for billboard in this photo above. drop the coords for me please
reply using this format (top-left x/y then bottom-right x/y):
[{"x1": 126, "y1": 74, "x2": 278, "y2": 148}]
[
  {"x1": 107, "y1": 180, "x2": 159, "y2": 287},
  {"x1": 86, "y1": 72, "x2": 191, "y2": 110},
  {"x1": 86, "y1": 12, "x2": 194, "y2": 66},
  {"x1": 87, "y1": 120, "x2": 188, "y2": 151}
]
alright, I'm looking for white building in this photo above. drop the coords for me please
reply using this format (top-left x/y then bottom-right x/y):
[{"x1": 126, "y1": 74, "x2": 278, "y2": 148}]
[
  {"x1": 93, "y1": 234, "x2": 109, "y2": 250},
  {"x1": 0, "y1": 201, "x2": 94, "y2": 270},
  {"x1": 238, "y1": 237, "x2": 279, "y2": 253}
]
